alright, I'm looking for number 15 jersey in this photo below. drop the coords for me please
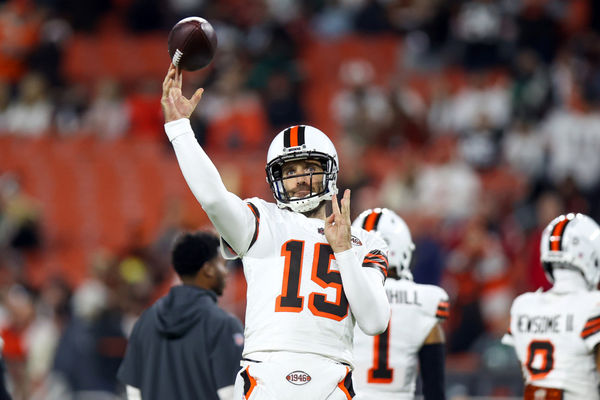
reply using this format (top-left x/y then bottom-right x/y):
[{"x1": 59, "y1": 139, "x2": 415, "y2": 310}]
[
  {"x1": 223, "y1": 198, "x2": 389, "y2": 366},
  {"x1": 502, "y1": 289, "x2": 600, "y2": 399}
]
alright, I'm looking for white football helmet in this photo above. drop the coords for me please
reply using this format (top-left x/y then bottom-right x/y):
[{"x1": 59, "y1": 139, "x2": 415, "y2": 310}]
[
  {"x1": 266, "y1": 125, "x2": 338, "y2": 213},
  {"x1": 352, "y1": 208, "x2": 415, "y2": 280},
  {"x1": 540, "y1": 213, "x2": 600, "y2": 289}
]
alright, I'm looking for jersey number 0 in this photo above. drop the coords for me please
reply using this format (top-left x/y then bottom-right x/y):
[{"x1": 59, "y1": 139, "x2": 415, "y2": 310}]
[{"x1": 275, "y1": 240, "x2": 349, "y2": 321}]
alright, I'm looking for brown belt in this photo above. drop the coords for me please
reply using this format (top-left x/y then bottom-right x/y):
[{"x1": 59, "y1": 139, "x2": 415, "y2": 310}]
[{"x1": 524, "y1": 384, "x2": 564, "y2": 400}]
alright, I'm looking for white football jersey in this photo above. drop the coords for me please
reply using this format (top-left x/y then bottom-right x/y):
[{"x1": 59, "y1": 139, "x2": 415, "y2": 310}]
[
  {"x1": 353, "y1": 278, "x2": 449, "y2": 399},
  {"x1": 225, "y1": 198, "x2": 388, "y2": 366},
  {"x1": 502, "y1": 289, "x2": 600, "y2": 399}
]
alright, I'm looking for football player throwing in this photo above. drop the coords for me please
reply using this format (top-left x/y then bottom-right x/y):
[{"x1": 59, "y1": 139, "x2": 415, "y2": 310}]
[{"x1": 161, "y1": 65, "x2": 390, "y2": 400}]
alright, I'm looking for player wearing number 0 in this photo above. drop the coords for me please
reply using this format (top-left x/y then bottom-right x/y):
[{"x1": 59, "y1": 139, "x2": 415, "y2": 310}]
[
  {"x1": 502, "y1": 213, "x2": 600, "y2": 400},
  {"x1": 160, "y1": 64, "x2": 390, "y2": 400},
  {"x1": 351, "y1": 208, "x2": 448, "y2": 400}
]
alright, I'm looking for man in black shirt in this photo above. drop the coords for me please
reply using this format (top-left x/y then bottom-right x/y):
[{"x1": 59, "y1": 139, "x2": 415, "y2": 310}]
[{"x1": 118, "y1": 231, "x2": 244, "y2": 400}]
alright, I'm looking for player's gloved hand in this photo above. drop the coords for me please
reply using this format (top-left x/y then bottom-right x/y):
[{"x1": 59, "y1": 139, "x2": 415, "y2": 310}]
[
  {"x1": 161, "y1": 63, "x2": 204, "y2": 123},
  {"x1": 325, "y1": 189, "x2": 352, "y2": 253}
]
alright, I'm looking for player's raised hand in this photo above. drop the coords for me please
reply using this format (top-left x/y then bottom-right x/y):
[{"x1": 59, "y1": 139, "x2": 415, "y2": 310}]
[
  {"x1": 325, "y1": 189, "x2": 352, "y2": 253},
  {"x1": 161, "y1": 63, "x2": 204, "y2": 123}
]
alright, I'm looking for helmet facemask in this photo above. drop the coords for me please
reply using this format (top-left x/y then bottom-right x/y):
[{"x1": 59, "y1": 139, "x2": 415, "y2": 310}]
[{"x1": 266, "y1": 151, "x2": 338, "y2": 213}]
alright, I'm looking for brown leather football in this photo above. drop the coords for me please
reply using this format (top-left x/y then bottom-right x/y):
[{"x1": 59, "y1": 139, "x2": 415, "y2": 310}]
[{"x1": 167, "y1": 17, "x2": 217, "y2": 71}]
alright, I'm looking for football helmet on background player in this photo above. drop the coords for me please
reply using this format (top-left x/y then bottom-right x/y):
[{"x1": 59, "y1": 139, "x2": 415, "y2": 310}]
[
  {"x1": 266, "y1": 125, "x2": 338, "y2": 213},
  {"x1": 540, "y1": 213, "x2": 600, "y2": 289},
  {"x1": 353, "y1": 208, "x2": 415, "y2": 280}
]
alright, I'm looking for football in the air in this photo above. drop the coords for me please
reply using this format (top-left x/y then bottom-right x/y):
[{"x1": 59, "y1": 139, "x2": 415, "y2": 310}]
[{"x1": 168, "y1": 17, "x2": 217, "y2": 71}]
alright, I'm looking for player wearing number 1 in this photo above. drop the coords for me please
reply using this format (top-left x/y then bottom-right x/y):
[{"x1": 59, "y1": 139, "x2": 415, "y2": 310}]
[
  {"x1": 502, "y1": 213, "x2": 600, "y2": 400},
  {"x1": 161, "y1": 64, "x2": 390, "y2": 400},
  {"x1": 351, "y1": 208, "x2": 448, "y2": 400}
]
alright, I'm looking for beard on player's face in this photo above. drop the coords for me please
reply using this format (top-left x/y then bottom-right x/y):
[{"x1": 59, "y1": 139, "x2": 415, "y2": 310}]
[{"x1": 284, "y1": 179, "x2": 324, "y2": 200}]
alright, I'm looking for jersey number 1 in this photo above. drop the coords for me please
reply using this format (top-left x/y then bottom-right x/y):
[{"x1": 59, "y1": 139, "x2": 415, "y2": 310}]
[
  {"x1": 368, "y1": 320, "x2": 393, "y2": 383},
  {"x1": 276, "y1": 240, "x2": 349, "y2": 321}
]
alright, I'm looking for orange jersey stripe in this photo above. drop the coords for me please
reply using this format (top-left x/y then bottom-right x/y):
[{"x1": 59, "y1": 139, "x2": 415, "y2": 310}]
[
  {"x1": 581, "y1": 321, "x2": 600, "y2": 338},
  {"x1": 584, "y1": 315, "x2": 600, "y2": 327},
  {"x1": 337, "y1": 367, "x2": 353, "y2": 399},
  {"x1": 365, "y1": 252, "x2": 388, "y2": 264},
  {"x1": 243, "y1": 367, "x2": 257, "y2": 399}
]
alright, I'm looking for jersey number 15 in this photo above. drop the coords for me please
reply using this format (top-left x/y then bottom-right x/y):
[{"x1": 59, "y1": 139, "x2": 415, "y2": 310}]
[{"x1": 276, "y1": 240, "x2": 349, "y2": 321}]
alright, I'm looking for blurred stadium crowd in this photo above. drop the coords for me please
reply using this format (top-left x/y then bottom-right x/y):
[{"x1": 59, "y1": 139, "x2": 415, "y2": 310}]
[{"x1": 1, "y1": 0, "x2": 600, "y2": 398}]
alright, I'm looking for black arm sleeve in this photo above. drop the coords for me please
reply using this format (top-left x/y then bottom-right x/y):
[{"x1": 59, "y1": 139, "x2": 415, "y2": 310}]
[{"x1": 418, "y1": 343, "x2": 446, "y2": 400}]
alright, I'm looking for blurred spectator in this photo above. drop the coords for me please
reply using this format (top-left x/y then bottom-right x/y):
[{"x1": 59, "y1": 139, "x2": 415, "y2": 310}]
[
  {"x1": 83, "y1": 79, "x2": 129, "y2": 140},
  {"x1": 384, "y1": 74, "x2": 429, "y2": 146},
  {"x1": 126, "y1": 80, "x2": 163, "y2": 140},
  {"x1": 48, "y1": 278, "x2": 126, "y2": 400},
  {"x1": 27, "y1": 18, "x2": 72, "y2": 88},
  {"x1": 263, "y1": 70, "x2": 304, "y2": 132},
  {"x1": 510, "y1": 49, "x2": 553, "y2": 122},
  {"x1": 514, "y1": 0, "x2": 561, "y2": 63},
  {"x1": 378, "y1": 145, "x2": 421, "y2": 214},
  {"x1": 199, "y1": 65, "x2": 269, "y2": 151},
  {"x1": 502, "y1": 118, "x2": 545, "y2": 183},
  {"x1": 53, "y1": 84, "x2": 87, "y2": 136},
  {"x1": 458, "y1": 113, "x2": 502, "y2": 170},
  {"x1": 0, "y1": 1, "x2": 42, "y2": 84},
  {"x1": 1, "y1": 285, "x2": 35, "y2": 400},
  {"x1": 0, "y1": 282, "x2": 61, "y2": 400},
  {"x1": 451, "y1": 0, "x2": 509, "y2": 70},
  {"x1": 415, "y1": 137, "x2": 481, "y2": 221},
  {"x1": 0, "y1": 82, "x2": 12, "y2": 133},
  {"x1": 449, "y1": 71, "x2": 511, "y2": 133},
  {"x1": 332, "y1": 59, "x2": 393, "y2": 147},
  {"x1": 0, "y1": 173, "x2": 42, "y2": 272},
  {"x1": 521, "y1": 191, "x2": 564, "y2": 292},
  {"x1": 542, "y1": 105, "x2": 600, "y2": 192},
  {"x1": 444, "y1": 214, "x2": 510, "y2": 354},
  {"x1": 4, "y1": 73, "x2": 52, "y2": 136}
]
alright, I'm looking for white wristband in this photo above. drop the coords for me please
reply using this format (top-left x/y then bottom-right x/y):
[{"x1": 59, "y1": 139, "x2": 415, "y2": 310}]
[{"x1": 164, "y1": 118, "x2": 193, "y2": 142}]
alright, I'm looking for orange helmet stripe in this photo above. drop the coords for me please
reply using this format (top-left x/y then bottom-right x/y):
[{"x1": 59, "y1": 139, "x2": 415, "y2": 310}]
[
  {"x1": 363, "y1": 211, "x2": 382, "y2": 232},
  {"x1": 549, "y1": 216, "x2": 573, "y2": 251}
]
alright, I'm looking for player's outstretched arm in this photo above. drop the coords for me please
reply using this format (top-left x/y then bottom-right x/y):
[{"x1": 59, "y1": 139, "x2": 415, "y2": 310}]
[
  {"x1": 325, "y1": 190, "x2": 390, "y2": 335},
  {"x1": 161, "y1": 65, "x2": 256, "y2": 254}
]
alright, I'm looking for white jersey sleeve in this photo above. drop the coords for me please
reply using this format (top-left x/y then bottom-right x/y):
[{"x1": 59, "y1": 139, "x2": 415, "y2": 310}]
[{"x1": 165, "y1": 118, "x2": 257, "y2": 255}]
